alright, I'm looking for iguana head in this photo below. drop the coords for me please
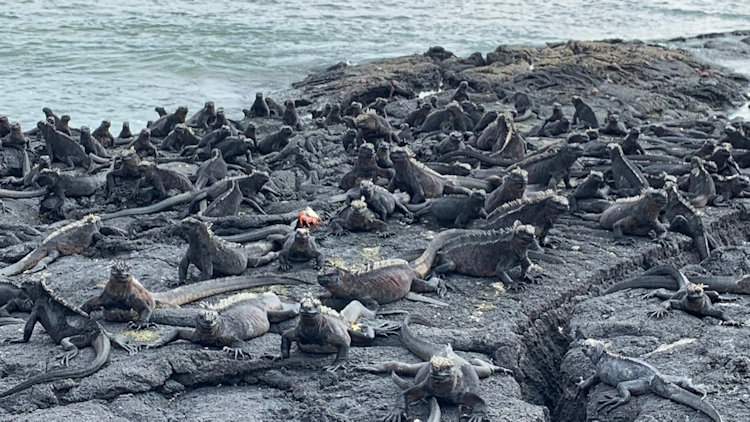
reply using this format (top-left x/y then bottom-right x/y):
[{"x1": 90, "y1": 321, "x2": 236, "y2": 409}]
[
  {"x1": 357, "y1": 142, "x2": 376, "y2": 159},
  {"x1": 607, "y1": 142, "x2": 623, "y2": 157},
  {"x1": 686, "y1": 282, "x2": 708, "y2": 301},
  {"x1": 428, "y1": 354, "x2": 460, "y2": 390},
  {"x1": 196, "y1": 309, "x2": 221, "y2": 334},
  {"x1": 204, "y1": 101, "x2": 215, "y2": 113},
  {"x1": 389, "y1": 147, "x2": 409, "y2": 164},
  {"x1": 294, "y1": 228, "x2": 311, "y2": 243},
  {"x1": 181, "y1": 217, "x2": 209, "y2": 239},
  {"x1": 643, "y1": 188, "x2": 668, "y2": 209},
  {"x1": 316, "y1": 270, "x2": 342, "y2": 288},
  {"x1": 587, "y1": 170, "x2": 604, "y2": 184},
  {"x1": 136, "y1": 129, "x2": 151, "y2": 143},
  {"x1": 582, "y1": 338, "x2": 606, "y2": 363},
  {"x1": 175, "y1": 106, "x2": 189, "y2": 121},
  {"x1": 359, "y1": 180, "x2": 375, "y2": 198},
  {"x1": 512, "y1": 221, "x2": 536, "y2": 245},
  {"x1": 299, "y1": 296, "x2": 323, "y2": 318},
  {"x1": 34, "y1": 168, "x2": 62, "y2": 187},
  {"x1": 548, "y1": 195, "x2": 570, "y2": 215},
  {"x1": 507, "y1": 168, "x2": 528, "y2": 186},
  {"x1": 110, "y1": 261, "x2": 131, "y2": 282}
]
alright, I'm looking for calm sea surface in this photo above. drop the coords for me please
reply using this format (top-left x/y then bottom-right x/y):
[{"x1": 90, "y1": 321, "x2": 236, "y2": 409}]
[{"x1": 1, "y1": 0, "x2": 749, "y2": 130}]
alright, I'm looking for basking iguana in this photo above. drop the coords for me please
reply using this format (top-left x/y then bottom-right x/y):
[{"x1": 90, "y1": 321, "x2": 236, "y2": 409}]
[
  {"x1": 577, "y1": 338, "x2": 724, "y2": 422},
  {"x1": 0, "y1": 279, "x2": 32, "y2": 317},
  {"x1": 144, "y1": 292, "x2": 300, "y2": 358},
  {"x1": 0, "y1": 215, "x2": 124, "y2": 277},
  {"x1": 358, "y1": 314, "x2": 509, "y2": 422},
  {"x1": 584, "y1": 189, "x2": 667, "y2": 242},
  {"x1": 280, "y1": 296, "x2": 399, "y2": 372},
  {"x1": 605, "y1": 265, "x2": 750, "y2": 296},
  {"x1": 0, "y1": 278, "x2": 136, "y2": 399}
]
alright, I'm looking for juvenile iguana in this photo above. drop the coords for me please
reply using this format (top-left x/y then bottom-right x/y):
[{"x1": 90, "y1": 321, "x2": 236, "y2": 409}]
[{"x1": 577, "y1": 338, "x2": 724, "y2": 422}]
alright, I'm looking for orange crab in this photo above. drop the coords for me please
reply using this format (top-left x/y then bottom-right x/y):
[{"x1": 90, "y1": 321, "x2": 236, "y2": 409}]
[{"x1": 297, "y1": 207, "x2": 322, "y2": 229}]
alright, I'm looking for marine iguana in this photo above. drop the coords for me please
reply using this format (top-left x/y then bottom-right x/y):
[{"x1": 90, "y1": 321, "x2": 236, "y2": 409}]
[
  {"x1": 147, "y1": 105, "x2": 188, "y2": 137},
  {"x1": 712, "y1": 173, "x2": 750, "y2": 201},
  {"x1": 280, "y1": 296, "x2": 399, "y2": 372},
  {"x1": 202, "y1": 179, "x2": 242, "y2": 217},
  {"x1": 405, "y1": 101, "x2": 433, "y2": 129},
  {"x1": 507, "y1": 142, "x2": 584, "y2": 189},
  {"x1": 282, "y1": 100, "x2": 304, "y2": 131},
  {"x1": 330, "y1": 198, "x2": 389, "y2": 235},
  {"x1": 34, "y1": 168, "x2": 105, "y2": 202},
  {"x1": 0, "y1": 278, "x2": 137, "y2": 399},
  {"x1": 348, "y1": 180, "x2": 412, "y2": 221},
  {"x1": 194, "y1": 148, "x2": 227, "y2": 189},
  {"x1": 248, "y1": 92, "x2": 270, "y2": 118},
  {"x1": 477, "y1": 190, "x2": 569, "y2": 247},
  {"x1": 418, "y1": 102, "x2": 465, "y2": 133},
  {"x1": 571, "y1": 96, "x2": 599, "y2": 129},
  {"x1": 127, "y1": 128, "x2": 159, "y2": 158},
  {"x1": 577, "y1": 338, "x2": 724, "y2": 422},
  {"x1": 359, "y1": 314, "x2": 508, "y2": 422},
  {"x1": 0, "y1": 215, "x2": 122, "y2": 277},
  {"x1": 485, "y1": 168, "x2": 527, "y2": 213},
  {"x1": 78, "y1": 126, "x2": 110, "y2": 159},
  {"x1": 410, "y1": 191, "x2": 487, "y2": 228},
  {"x1": 568, "y1": 170, "x2": 608, "y2": 213},
  {"x1": 388, "y1": 147, "x2": 475, "y2": 203},
  {"x1": 161, "y1": 123, "x2": 200, "y2": 151},
  {"x1": 430, "y1": 222, "x2": 537, "y2": 291},
  {"x1": 257, "y1": 125, "x2": 294, "y2": 155},
  {"x1": 644, "y1": 275, "x2": 741, "y2": 326},
  {"x1": 586, "y1": 189, "x2": 667, "y2": 241},
  {"x1": 605, "y1": 264, "x2": 750, "y2": 296},
  {"x1": 91, "y1": 120, "x2": 115, "y2": 147},
  {"x1": 144, "y1": 292, "x2": 299, "y2": 358},
  {"x1": 608, "y1": 143, "x2": 649, "y2": 195},
  {"x1": 0, "y1": 279, "x2": 32, "y2": 317},
  {"x1": 134, "y1": 162, "x2": 195, "y2": 200},
  {"x1": 355, "y1": 110, "x2": 400, "y2": 145},
  {"x1": 186, "y1": 101, "x2": 217, "y2": 130},
  {"x1": 686, "y1": 156, "x2": 719, "y2": 207},
  {"x1": 37, "y1": 119, "x2": 103, "y2": 173},
  {"x1": 620, "y1": 128, "x2": 645, "y2": 155},
  {"x1": 55, "y1": 115, "x2": 72, "y2": 136},
  {"x1": 475, "y1": 112, "x2": 526, "y2": 160},
  {"x1": 340, "y1": 142, "x2": 395, "y2": 190},
  {"x1": 600, "y1": 114, "x2": 627, "y2": 137},
  {"x1": 661, "y1": 182, "x2": 710, "y2": 260},
  {"x1": 81, "y1": 261, "x2": 156, "y2": 329}
]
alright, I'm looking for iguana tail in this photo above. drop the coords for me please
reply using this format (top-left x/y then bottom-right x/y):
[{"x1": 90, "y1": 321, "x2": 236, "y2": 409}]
[
  {"x1": 153, "y1": 274, "x2": 307, "y2": 307},
  {"x1": 0, "y1": 317, "x2": 25, "y2": 326},
  {"x1": 410, "y1": 229, "x2": 466, "y2": 278},
  {"x1": 0, "y1": 188, "x2": 46, "y2": 199},
  {"x1": 220, "y1": 224, "x2": 292, "y2": 243},
  {"x1": 651, "y1": 376, "x2": 724, "y2": 422},
  {"x1": 0, "y1": 333, "x2": 110, "y2": 399},
  {"x1": 100, "y1": 191, "x2": 198, "y2": 220},
  {"x1": 0, "y1": 248, "x2": 47, "y2": 277},
  {"x1": 401, "y1": 313, "x2": 445, "y2": 362},
  {"x1": 604, "y1": 265, "x2": 684, "y2": 294}
]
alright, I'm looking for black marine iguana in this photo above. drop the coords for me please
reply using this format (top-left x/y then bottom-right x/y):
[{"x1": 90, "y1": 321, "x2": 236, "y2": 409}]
[
  {"x1": 0, "y1": 278, "x2": 137, "y2": 399},
  {"x1": 358, "y1": 314, "x2": 509, "y2": 422},
  {"x1": 280, "y1": 296, "x2": 399, "y2": 372},
  {"x1": 577, "y1": 338, "x2": 724, "y2": 422}
]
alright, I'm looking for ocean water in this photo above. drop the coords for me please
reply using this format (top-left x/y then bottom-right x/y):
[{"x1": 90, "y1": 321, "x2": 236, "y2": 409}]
[{"x1": 1, "y1": 0, "x2": 749, "y2": 131}]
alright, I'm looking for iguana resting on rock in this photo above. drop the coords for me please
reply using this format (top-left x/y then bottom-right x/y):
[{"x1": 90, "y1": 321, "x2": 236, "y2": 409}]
[
  {"x1": 476, "y1": 190, "x2": 569, "y2": 247},
  {"x1": 144, "y1": 292, "x2": 300, "y2": 358},
  {"x1": 507, "y1": 142, "x2": 584, "y2": 190},
  {"x1": 429, "y1": 222, "x2": 537, "y2": 291},
  {"x1": 340, "y1": 142, "x2": 395, "y2": 190},
  {"x1": 133, "y1": 162, "x2": 195, "y2": 200},
  {"x1": 584, "y1": 189, "x2": 667, "y2": 242},
  {"x1": 605, "y1": 265, "x2": 750, "y2": 296},
  {"x1": 280, "y1": 296, "x2": 399, "y2": 372},
  {"x1": 484, "y1": 168, "x2": 527, "y2": 213},
  {"x1": 409, "y1": 191, "x2": 487, "y2": 228},
  {"x1": 358, "y1": 314, "x2": 509, "y2": 422},
  {"x1": 661, "y1": 182, "x2": 711, "y2": 261},
  {"x1": 331, "y1": 198, "x2": 389, "y2": 235},
  {"x1": 388, "y1": 147, "x2": 474, "y2": 203},
  {"x1": 644, "y1": 275, "x2": 742, "y2": 326},
  {"x1": 577, "y1": 338, "x2": 724, "y2": 422},
  {"x1": 0, "y1": 278, "x2": 137, "y2": 399},
  {"x1": 685, "y1": 156, "x2": 720, "y2": 207},
  {"x1": 348, "y1": 180, "x2": 412, "y2": 221},
  {"x1": 0, "y1": 215, "x2": 125, "y2": 277},
  {"x1": 177, "y1": 217, "x2": 279, "y2": 285},
  {"x1": 0, "y1": 279, "x2": 32, "y2": 317},
  {"x1": 608, "y1": 143, "x2": 649, "y2": 196},
  {"x1": 37, "y1": 119, "x2": 108, "y2": 172},
  {"x1": 568, "y1": 170, "x2": 608, "y2": 213},
  {"x1": 34, "y1": 167, "x2": 105, "y2": 202}
]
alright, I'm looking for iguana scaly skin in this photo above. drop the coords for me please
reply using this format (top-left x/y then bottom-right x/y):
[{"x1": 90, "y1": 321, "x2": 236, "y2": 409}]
[
  {"x1": 605, "y1": 265, "x2": 750, "y2": 295},
  {"x1": 485, "y1": 168, "x2": 527, "y2": 213},
  {"x1": 0, "y1": 278, "x2": 136, "y2": 399},
  {"x1": 280, "y1": 297, "x2": 399, "y2": 372},
  {"x1": 477, "y1": 190, "x2": 569, "y2": 246},
  {"x1": 34, "y1": 168, "x2": 104, "y2": 202},
  {"x1": 593, "y1": 189, "x2": 667, "y2": 240},
  {"x1": 145, "y1": 292, "x2": 299, "y2": 359},
  {"x1": 578, "y1": 339, "x2": 724, "y2": 422},
  {"x1": 609, "y1": 143, "x2": 649, "y2": 195},
  {"x1": 0, "y1": 279, "x2": 32, "y2": 317},
  {"x1": 507, "y1": 142, "x2": 584, "y2": 189},
  {"x1": 0, "y1": 215, "x2": 103, "y2": 277},
  {"x1": 661, "y1": 182, "x2": 711, "y2": 260},
  {"x1": 358, "y1": 314, "x2": 508, "y2": 422},
  {"x1": 177, "y1": 217, "x2": 278, "y2": 285},
  {"x1": 388, "y1": 147, "x2": 472, "y2": 203}
]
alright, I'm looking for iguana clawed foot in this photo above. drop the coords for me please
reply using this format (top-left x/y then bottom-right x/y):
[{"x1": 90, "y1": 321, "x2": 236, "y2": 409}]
[
  {"x1": 460, "y1": 412, "x2": 489, "y2": 422},
  {"x1": 597, "y1": 392, "x2": 627, "y2": 413},
  {"x1": 614, "y1": 237, "x2": 636, "y2": 246},
  {"x1": 372, "y1": 320, "x2": 401, "y2": 337},
  {"x1": 279, "y1": 262, "x2": 293, "y2": 272},
  {"x1": 648, "y1": 308, "x2": 669, "y2": 319},
  {"x1": 718, "y1": 319, "x2": 743, "y2": 327},
  {"x1": 323, "y1": 361, "x2": 346, "y2": 373},
  {"x1": 382, "y1": 409, "x2": 407, "y2": 422},
  {"x1": 56, "y1": 350, "x2": 79, "y2": 366},
  {"x1": 222, "y1": 346, "x2": 253, "y2": 360},
  {"x1": 128, "y1": 321, "x2": 157, "y2": 330},
  {"x1": 506, "y1": 282, "x2": 528, "y2": 292},
  {"x1": 379, "y1": 231, "x2": 395, "y2": 238}
]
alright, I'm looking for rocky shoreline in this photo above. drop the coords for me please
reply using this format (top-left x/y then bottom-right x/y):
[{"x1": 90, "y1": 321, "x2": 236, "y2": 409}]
[{"x1": 1, "y1": 31, "x2": 750, "y2": 421}]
